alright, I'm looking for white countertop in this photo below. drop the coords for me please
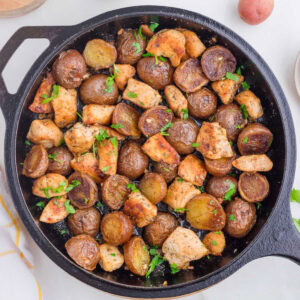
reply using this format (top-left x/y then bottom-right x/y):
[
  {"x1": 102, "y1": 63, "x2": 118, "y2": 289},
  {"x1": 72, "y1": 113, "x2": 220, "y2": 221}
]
[{"x1": 0, "y1": 0, "x2": 299, "y2": 299}]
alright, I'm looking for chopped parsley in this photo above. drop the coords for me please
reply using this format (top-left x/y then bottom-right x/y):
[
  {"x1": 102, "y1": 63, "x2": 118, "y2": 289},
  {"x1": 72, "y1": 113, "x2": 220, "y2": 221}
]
[
  {"x1": 20, "y1": 162, "x2": 24, "y2": 166},
  {"x1": 65, "y1": 180, "x2": 81, "y2": 193},
  {"x1": 84, "y1": 198, "x2": 89, "y2": 204},
  {"x1": 52, "y1": 181, "x2": 66, "y2": 193},
  {"x1": 96, "y1": 201, "x2": 103, "y2": 209},
  {"x1": 212, "y1": 240, "x2": 218, "y2": 246},
  {"x1": 53, "y1": 200, "x2": 58, "y2": 205},
  {"x1": 126, "y1": 183, "x2": 139, "y2": 193},
  {"x1": 76, "y1": 112, "x2": 82, "y2": 120},
  {"x1": 110, "y1": 137, "x2": 118, "y2": 153},
  {"x1": 95, "y1": 129, "x2": 109, "y2": 144},
  {"x1": 104, "y1": 74, "x2": 116, "y2": 93},
  {"x1": 127, "y1": 91, "x2": 138, "y2": 98},
  {"x1": 92, "y1": 142, "x2": 97, "y2": 157},
  {"x1": 111, "y1": 123, "x2": 124, "y2": 129},
  {"x1": 291, "y1": 188, "x2": 300, "y2": 203},
  {"x1": 196, "y1": 185, "x2": 205, "y2": 193},
  {"x1": 209, "y1": 115, "x2": 215, "y2": 122},
  {"x1": 256, "y1": 202, "x2": 262, "y2": 210},
  {"x1": 225, "y1": 72, "x2": 239, "y2": 82},
  {"x1": 176, "y1": 178, "x2": 184, "y2": 182},
  {"x1": 174, "y1": 207, "x2": 189, "y2": 213},
  {"x1": 132, "y1": 42, "x2": 141, "y2": 54},
  {"x1": 214, "y1": 231, "x2": 221, "y2": 235},
  {"x1": 41, "y1": 84, "x2": 60, "y2": 104},
  {"x1": 25, "y1": 140, "x2": 31, "y2": 146},
  {"x1": 36, "y1": 201, "x2": 45, "y2": 209},
  {"x1": 192, "y1": 142, "x2": 200, "y2": 147},
  {"x1": 242, "y1": 137, "x2": 249, "y2": 144},
  {"x1": 293, "y1": 218, "x2": 300, "y2": 232},
  {"x1": 101, "y1": 166, "x2": 110, "y2": 172},
  {"x1": 149, "y1": 22, "x2": 159, "y2": 32},
  {"x1": 240, "y1": 104, "x2": 248, "y2": 119},
  {"x1": 64, "y1": 199, "x2": 76, "y2": 214},
  {"x1": 166, "y1": 109, "x2": 172, "y2": 113},
  {"x1": 235, "y1": 124, "x2": 242, "y2": 129},
  {"x1": 110, "y1": 253, "x2": 116, "y2": 257},
  {"x1": 142, "y1": 52, "x2": 154, "y2": 57},
  {"x1": 48, "y1": 152, "x2": 62, "y2": 164},
  {"x1": 160, "y1": 122, "x2": 172, "y2": 136},
  {"x1": 58, "y1": 138, "x2": 64, "y2": 146},
  {"x1": 212, "y1": 209, "x2": 217, "y2": 215},
  {"x1": 224, "y1": 182, "x2": 236, "y2": 201},
  {"x1": 229, "y1": 141, "x2": 233, "y2": 147},
  {"x1": 159, "y1": 56, "x2": 166, "y2": 62},
  {"x1": 149, "y1": 248, "x2": 158, "y2": 256},
  {"x1": 40, "y1": 186, "x2": 52, "y2": 199},
  {"x1": 146, "y1": 247, "x2": 165, "y2": 278},
  {"x1": 229, "y1": 214, "x2": 236, "y2": 221},
  {"x1": 113, "y1": 64, "x2": 120, "y2": 74},
  {"x1": 236, "y1": 67, "x2": 242, "y2": 76},
  {"x1": 181, "y1": 108, "x2": 189, "y2": 120},
  {"x1": 138, "y1": 26, "x2": 145, "y2": 40},
  {"x1": 170, "y1": 263, "x2": 179, "y2": 274},
  {"x1": 60, "y1": 229, "x2": 67, "y2": 235},
  {"x1": 269, "y1": 137, "x2": 273, "y2": 147},
  {"x1": 163, "y1": 167, "x2": 169, "y2": 172},
  {"x1": 242, "y1": 81, "x2": 250, "y2": 90}
]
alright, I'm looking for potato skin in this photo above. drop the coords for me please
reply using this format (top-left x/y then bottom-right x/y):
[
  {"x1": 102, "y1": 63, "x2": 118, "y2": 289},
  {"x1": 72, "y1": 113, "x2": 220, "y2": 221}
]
[
  {"x1": 202, "y1": 231, "x2": 226, "y2": 256},
  {"x1": 101, "y1": 211, "x2": 133, "y2": 246},
  {"x1": 153, "y1": 162, "x2": 178, "y2": 183},
  {"x1": 67, "y1": 207, "x2": 100, "y2": 237},
  {"x1": 204, "y1": 153, "x2": 236, "y2": 177},
  {"x1": 144, "y1": 212, "x2": 178, "y2": 247},
  {"x1": 47, "y1": 146, "x2": 73, "y2": 176}
]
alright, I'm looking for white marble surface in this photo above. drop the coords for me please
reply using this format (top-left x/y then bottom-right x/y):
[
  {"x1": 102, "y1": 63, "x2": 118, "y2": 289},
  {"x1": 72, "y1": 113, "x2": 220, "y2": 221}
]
[{"x1": 0, "y1": 0, "x2": 299, "y2": 299}]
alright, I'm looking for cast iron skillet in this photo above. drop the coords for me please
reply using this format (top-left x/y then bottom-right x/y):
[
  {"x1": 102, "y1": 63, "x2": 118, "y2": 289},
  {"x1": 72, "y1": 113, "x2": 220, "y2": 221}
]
[{"x1": 0, "y1": 6, "x2": 299, "y2": 299}]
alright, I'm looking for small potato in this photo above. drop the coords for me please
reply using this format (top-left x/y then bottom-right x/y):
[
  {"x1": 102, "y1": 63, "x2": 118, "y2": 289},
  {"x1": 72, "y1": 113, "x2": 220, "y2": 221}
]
[
  {"x1": 153, "y1": 162, "x2": 178, "y2": 184},
  {"x1": 123, "y1": 78, "x2": 162, "y2": 109},
  {"x1": 234, "y1": 90, "x2": 263, "y2": 120},
  {"x1": 98, "y1": 138, "x2": 118, "y2": 176},
  {"x1": 232, "y1": 154, "x2": 273, "y2": 172},
  {"x1": 164, "y1": 85, "x2": 188, "y2": 119},
  {"x1": 139, "y1": 172, "x2": 167, "y2": 204},
  {"x1": 123, "y1": 191, "x2": 157, "y2": 227},
  {"x1": 67, "y1": 207, "x2": 100, "y2": 237},
  {"x1": 101, "y1": 211, "x2": 133, "y2": 246},
  {"x1": 48, "y1": 146, "x2": 73, "y2": 176},
  {"x1": 142, "y1": 133, "x2": 181, "y2": 166},
  {"x1": 26, "y1": 119, "x2": 64, "y2": 149},
  {"x1": 99, "y1": 243, "x2": 124, "y2": 272},
  {"x1": 238, "y1": 0, "x2": 274, "y2": 25},
  {"x1": 111, "y1": 103, "x2": 141, "y2": 138},
  {"x1": 101, "y1": 175, "x2": 130, "y2": 210},
  {"x1": 83, "y1": 39, "x2": 117, "y2": 70},
  {"x1": 144, "y1": 212, "x2": 178, "y2": 247},
  {"x1": 22, "y1": 145, "x2": 49, "y2": 178},
  {"x1": 178, "y1": 154, "x2": 207, "y2": 186},
  {"x1": 39, "y1": 197, "x2": 68, "y2": 224},
  {"x1": 186, "y1": 194, "x2": 226, "y2": 231},
  {"x1": 114, "y1": 64, "x2": 136, "y2": 90},
  {"x1": 164, "y1": 178, "x2": 201, "y2": 210},
  {"x1": 82, "y1": 105, "x2": 115, "y2": 125},
  {"x1": 123, "y1": 236, "x2": 150, "y2": 276},
  {"x1": 52, "y1": 50, "x2": 87, "y2": 89},
  {"x1": 238, "y1": 172, "x2": 269, "y2": 202},
  {"x1": 204, "y1": 154, "x2": 236, "y2": 177},
  {"x1": 65, "y1": 234, "x2": 100, "y2": 271},
  {"x1": 146, "y1": 29, "x2": 186, "y2": 67},
  {"x1": 174, "y1": 58, "x2": 209, "y2": 93},
  {"x1": 202, "y1": 231, "x2": 226, "y2": 256}
]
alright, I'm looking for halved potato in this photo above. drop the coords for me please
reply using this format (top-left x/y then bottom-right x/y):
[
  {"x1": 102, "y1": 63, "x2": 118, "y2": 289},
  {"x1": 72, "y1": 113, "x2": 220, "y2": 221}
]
[
  {"x1": 98, "y1": 138, "x2": 118, "y2": 176},
  {"x1": 232, "y1": 154, "x2": 273, "y2": 172},
  {"x1": 39, "y1": 197, "x2": 68, "y2": 223}
]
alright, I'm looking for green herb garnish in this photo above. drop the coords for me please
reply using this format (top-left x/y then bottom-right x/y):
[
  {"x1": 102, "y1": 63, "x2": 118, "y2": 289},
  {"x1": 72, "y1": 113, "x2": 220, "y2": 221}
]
[
  {"x1": 40, "y1": 187, "x2": 52, "y2": 199},
  {"x1": 126, "y1": 183, "x2": 139, "y2": 193},
  {"x1": 64, "y1": 199, "x2": 76, "y2": 214},
  {"x1": 41, "y1": 84, "x2": 60, "y2": 104},
  {"x1": 174, "y1": 207, "x2": 189, "y2": 213},
  {"x1": 52, "y1": 181, "x2": 66, "y2": 193},
  {"x1": 159, "y1": 56, "x2": 166, "y2": 62},
  {"x1": 214, "y1": 231, "x2": 221, "y2": 235},
  {"x1": 101, "y1": 166, "x2": 110, "y2": 172},
  {"x1": 212, "y1": 240, "x2": 218, "y2": 246},
  {"x1": 170, "y1": 263, "x2": 179, "y2": 274},
  {"x1": 132, "y1": 42, "x2": 141, "y2": 54},
  {"x1": 60, "y1": 229, "x2": 67, "y2": 235},
  {"x1": 225, "y1": 72, "x2": 239, "y2": 82},
  {"x1": 146, "y1": 250, "x2": 165, "y2": 278},
  {"x1": 235, "y1": 125, "x2": 242, "y2": 129},
  {"x1": 104, "y1": 74, "x2": 116, "y2": 93},
  {"x1": 36, "y1": 201, "x2": 45, "y2": 208},
  {"x1": 160, "y1": 122, "x2": 173, "y2": 136},
  {"x1": 181, "y1": 108, "x2": 189, "y2": 120},
  {"x1": 48, "y1": 152, "x2": 62, "y2": 164},
  {"x1": 111, "y1": 123, "x2": 124, "y2": 129},
  {"x1": 240, "y1": 104, "x2": 249, "y2": 119},
  {"x1": 149, "y1": 22, "x2": 159, "y2": 32},
  {"x1": 224, "y1": 182, "x2": 235, "y2": 201},
  {"x1": 20, "y1": 162, "x2": 24, "y2": 166},
  {"x1": 166, "y1": 109, "x2": 172, "y2": 113},
  {"x1": 291, "y1": 188, "x2": 300, "y2": 203},
  {"x1": 212, "y1": 209, "x2": 217, "y2": 215},
  {"x1": 114, "y1": 64, "x2": 120, "y2": 74},
  {"x1": 192, "y1": 142, "x2": 200, "y2": 147},
  {"x1": 76, "y1": 112, "x2": 83, "y2": 120},
  {"x1": 176, "y1": 178, "x2": 184, "y2": 182},
  {"x1": 163, "y1": 167, "x2": 169, "y2": 172},
  {"x1": 256, "y1": 202, "x2": 262, "y2": 210},
  {"x1": 127, "y1": 91, "x2": 138, "y2": 98},
  {"x1": 229, "y1": 214, "x2": 236, "y2": 221},
  {"x1": 138, "y1": 26, "x2": 145, "y2": 40},
  {"x1": 95, "y1": 129, "x2": 109, "y2": 144},
  {"x1": 84, "y1": 198, "x2": 89, "y2": 204},
  {"x1": 110, "y1": 253, "x2": 116, "y2": 257},
  {"x1": 65, "y1": 180, "x2": 81, "y2": 193},
  {"x1": 96, "y1": 201, "x2": 103, "y2": 209},
  {"x1": 196, "y1": 185, "x2": 205, "y2": 193},
  {"x1": 242, "y1": 137, "x2": 248, "y2": 144},
  {"x1": 242, "y1": 81, "x2": 250, "y2": 90},
  {"x1": 236, "y1": 67, "x2": 242, "y2": 76},
  {"x1": 25, "y1": 140, "x2": 31, "y2": 146}
]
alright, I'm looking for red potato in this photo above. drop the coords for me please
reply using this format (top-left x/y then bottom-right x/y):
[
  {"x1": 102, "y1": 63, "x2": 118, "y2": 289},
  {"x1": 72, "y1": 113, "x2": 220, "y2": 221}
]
[{"x1": 238, "y1": 0, "x2": 274, "y2": 25}]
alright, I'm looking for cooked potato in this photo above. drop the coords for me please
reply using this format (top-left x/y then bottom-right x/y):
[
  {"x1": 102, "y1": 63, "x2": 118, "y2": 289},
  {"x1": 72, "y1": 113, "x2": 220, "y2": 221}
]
[
  {"x1": 178, "y1": 154, "x2": 207, "y2": 186},
  {"x1": 162, "y1": 227, "x2": 209, "y2": 269},
  {"x1": 47, "y1": 146, "x2": 73, "y2": 176},
  {"x1": 22, "y1": 145, "x2": 49, "y2": 178},
  {"x1": 26, "y1": 119, "x2": 64, "y2": 148},
  {"x1": 39, "y1": 197, "x2": 68, "y2": 223},
  {"x1": 101, "y1": 211, "x2": 133, "y2": 246},
  {"x1": 95, "y1": 125, "x2": 125, "y2": 141},
  {"x1": 204, "y1": 157, "x2": 235, "y2": 178},
  {"x1": 29, "y1": 72, "x2": 54, "y2": 114},
  {"x1": 139, "y1": 172, "x2": 167, "y2": 204},
  {"x1": 211, "y1": 74, "x2": 244, "y2": 104},
  {"x1": 144, "y1": 212, "x2": 178, "y2": 247},
  {"x1": 97, "y1": 138, "x2": 118, "y2": 176},
  {"x1": 123, "y1": 236, "x2": 150, "y2": 276},
  {"x1": 83, "y1": 39, "x2": 117, "y2": 70},
  {"x1": 82, "y1": 105, "x2": 115, "y2": 125},
  {"x1": 113, "y1": 64, "x2": 136, "y2": 90},
  {"x1": 164, "y1": 85, "x2": 188, "y2": 119},
  {"x1": 186, "y1": 194, "x2": 226, "y2": 231},
  {"x1": 238, "y1": 172, "x2": 269, "y2": 202},
  {"x1": 141, "y1": 133, "x2": 181, "y2": 165},
  {"x1": 232, "y1": 154, "x2": 273, "y2": 172},
  {"x1": 196, "y1": 122, "x2": 234, "y2": 159},
  {"x1": 234, "y1": 90, "x2": 263, "y2": 120},
  {"x1": 123, "y1": 78, "x2": 162, "y2": 109},
  {"x1": 32, "y1": 173, "x2": 68, "y2": 198},
  {"x1": 164, "y1": 177, "x2": 201, "y2": 210},
  {"x1": 202, "y1": 231, "x2": 226, "y2": 256},
  {"x1": 123, "y1": 191, "x2": 157, "y2": 227},
  {"x1": 99, "y1": 243, "x2": 124, "y2": 272},
  {"x1": 153, "y1": 162, "x2": 178, "y2": 184},
  {"x1": 65, "y1": 234, "x2": 100, "y2": 271},
  {"x1": 146, "y1": 29, "x2": 186, "y2": 67}
]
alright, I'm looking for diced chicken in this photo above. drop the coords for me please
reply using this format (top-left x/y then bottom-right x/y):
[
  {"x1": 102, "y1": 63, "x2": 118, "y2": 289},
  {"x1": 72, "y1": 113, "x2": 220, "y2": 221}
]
[
  {"x1": 234, "y1": 90, "x2": 263, "y2": 120},
  {"x1": 123, "y1": 191, "x2": 157, "y2": 227},
  {"x1": 141, "y1": 24, "x2": 154, "y2": 37},
  {"x1": 232, "y1": 154, "x2": 273, "y2": 172},
  {"x1": 178, "y1": 154, "x2": 207, "y2": 186},
  {"x1": 141, "y1": 133, "x2": 180, "y2": 166},
  {"x1": 94, "y1": 125, "x2": 125, "y2": 141},
  {"x1": 114, "y1": 64, "x2": 136, "y2": 90},
  {"x1": 26, "y1": 119, "x2": 64, "y2": 148},
  {"x1": 196, "y1": 122, "x2": 233, "y2": 159},
  {"x1": 39, "y1": 197, "x2": 68, "y2": 224},
  {"x1": 163, "y1": 177, "x2": 201, "y2": 209},
  {"x1": 51, "y1": 86, "x2": 77, "y2": 128},
  {"x1": 164, "y1": 85, "x2": 188, "y2": 119},
  {"x1": 82, "y1": 104, "x2": 115, "y2": 125},
  {"x1": 98, "y1": 243, "x2": 124, "y2": 272},
  {"x1": 162, "y1": 227, "x2": 209, "y2": 269},
  {"x1": 98, "y1": 138, "x2": 118, "y2": 176},
  {"x1": 211, "y1": 74, "x2": 244, "y2": 104},
  {"x1": 123, "y1": 78, "x2": 162, "y2": 109}
]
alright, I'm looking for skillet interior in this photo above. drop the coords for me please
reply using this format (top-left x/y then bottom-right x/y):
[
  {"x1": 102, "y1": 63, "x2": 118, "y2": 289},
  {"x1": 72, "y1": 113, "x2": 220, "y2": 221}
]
[{"x1": 15, "y1": 14, "x2": 285, "y2": 288}]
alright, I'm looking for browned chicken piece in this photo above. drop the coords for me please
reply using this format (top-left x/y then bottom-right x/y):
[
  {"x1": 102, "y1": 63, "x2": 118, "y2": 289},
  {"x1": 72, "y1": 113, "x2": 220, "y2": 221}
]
[
  {"x1": 26, "y1": 119, "x2": 64, "y2": 148},
  {"x1": 196, "y1": 122, "x2": 233, "y2": 159},
  {"x1": 232, "y1": 154, "x2": 273, "y2": 172},
  {"x1": 32, "y1": 173, "x2": 68, "y2": 198},
  {"x1": 163, "y1": 177, "x2": 201, "y2": 210},
  {"x1": 235, "y1": 90, "x2": 263, "y2": 120},
  {"x1": 51, "y1": 86, "x2": 77, "y2": 128},
  {"x1": 99, "y1": 243, "x2": 124, "y2": 272},
  {"x1": 94, "y1": 125, "x2": 125, "y2": 141},
  {"x1": 123, "y1": 191, "x2": 157, "y2": 227},
  {"x1": 162, "y1": 227, "x2": 209, "y2": 269},
  {"x1": 178, "y1": 154, "x2": 207, "y2": 186},
  {"x1": 113, "y1": 64, "x2": 136, "y2": 90},
  {"x1": 98, "y1": 138, "x2": 118, "y2": 176},
  {"x1": 82, "y1": 104, "x2": 115, "y2": 125},
  {"x1": 141, "y1": 133, "x2": 181, "y2": 166},
  {"x1": 140, "y1": 24, "x2": 154, "y2": 37},
  {"x1": 164, "y1": 85, "x2": 188, "y2": 119},
  {"x1": 146, "y1": 29, "x2": 186, "y2": 67},
  {"x1": 202, "y1": 231, "x2": 226, "y2": 256},
  {"x1": 39, "y1": 197, "x2": 68, "y2": 224},
  {"x1": 28, "y1": 72, "x2": 54, "y2": 114},
  {"x1": 123, "y1": 78, "x2": 162, "y2": 109},
  {"x1": 211, "y1": 74, "x2": 244, "y2": 104}
]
